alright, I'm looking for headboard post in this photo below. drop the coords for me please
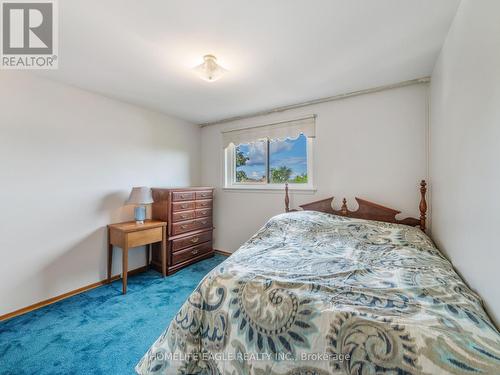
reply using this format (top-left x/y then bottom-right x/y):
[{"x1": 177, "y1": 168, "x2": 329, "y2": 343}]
[
  {"x1": 419, "y1": 180, "x2": 427, "y2": 231},
  {"x1": 285, "y1": 182, "x2": 290, "y2": 213}
]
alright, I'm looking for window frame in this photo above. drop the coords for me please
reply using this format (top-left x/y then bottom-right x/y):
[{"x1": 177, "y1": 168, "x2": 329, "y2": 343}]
[{"x1": 224, "y1": 136, "x2": 315, "y2": 191}]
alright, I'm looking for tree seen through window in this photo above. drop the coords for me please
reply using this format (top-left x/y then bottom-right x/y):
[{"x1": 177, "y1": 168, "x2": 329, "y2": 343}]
[{"x1": 235, "y1": 134, "x2": 307, "y2": 183}]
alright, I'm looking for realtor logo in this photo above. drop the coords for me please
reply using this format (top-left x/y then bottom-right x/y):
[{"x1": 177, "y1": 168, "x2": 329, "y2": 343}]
[{"x1": 1, "y1": 0, "x2": 58, "y2": 69}]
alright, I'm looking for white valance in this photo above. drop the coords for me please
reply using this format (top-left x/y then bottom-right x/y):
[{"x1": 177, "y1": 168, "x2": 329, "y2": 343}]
[{"x1": 222, "y1": 115, "x2": 316, "y2": 148}]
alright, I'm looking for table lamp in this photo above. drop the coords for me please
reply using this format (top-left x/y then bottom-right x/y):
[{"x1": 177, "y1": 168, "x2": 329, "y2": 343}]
[{"x1": 127, "y1": 187, "x2": 153, "y2": 224}]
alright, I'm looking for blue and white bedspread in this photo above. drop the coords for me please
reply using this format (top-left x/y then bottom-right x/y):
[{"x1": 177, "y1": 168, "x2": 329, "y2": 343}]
[{"x1": 136, "y1": 211, "x2": 500, "y2": 374}]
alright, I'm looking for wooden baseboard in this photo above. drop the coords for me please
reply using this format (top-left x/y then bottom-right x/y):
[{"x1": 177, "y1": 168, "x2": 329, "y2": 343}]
[
  {"x1": 0, "y1": 265, "x2": 149, "y2": 322},
  {"x1": 1, "y1": 251, "x2": 231, "y2": 322},
  {"x1": 214, "y1": 248, "x2": 232, "y2": 256}
]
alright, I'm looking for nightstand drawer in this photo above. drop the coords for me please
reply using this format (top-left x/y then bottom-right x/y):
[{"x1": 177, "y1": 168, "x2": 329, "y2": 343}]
[
  {"x1": 172, "y1": 191, "x2": 195, "y2": 202},
  {"x1": 195, "y1": 199, "x2": 212, "y2": 209},
  {"x1": 172, "y1": 242, "x2": 212, "y2": 265},
  {"x1": 196, "y1": 191, "x2": 213, "y2": 200},
  {"x1": 172, "y1": 231, "x2": 212, "y2": 252},
  {"x1": 195, "y1": 208, "x2": 212, "y2": 218},
  {"x1": 172, "y1": 210, "x2": 195, "y2": 222},
  {"x1": 127, "y1": 227, "x2": 163, "y2": 247},
  {"x1": 172, "y1": 201, "x2": 195, "y2": 212},
  {"x1": 171, "y1": 220, "x2": 197, "y2": 235}
]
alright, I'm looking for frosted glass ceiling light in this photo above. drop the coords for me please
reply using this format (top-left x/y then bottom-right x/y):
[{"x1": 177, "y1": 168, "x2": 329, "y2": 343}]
[{"x1": 194, "y1": 54, "x2": 227, "y2": 82}]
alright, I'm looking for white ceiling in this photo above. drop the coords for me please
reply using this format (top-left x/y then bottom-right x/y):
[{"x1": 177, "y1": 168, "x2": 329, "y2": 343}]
[{"x1": 36, "y1": 0, "x2": 460, "y2": 124}]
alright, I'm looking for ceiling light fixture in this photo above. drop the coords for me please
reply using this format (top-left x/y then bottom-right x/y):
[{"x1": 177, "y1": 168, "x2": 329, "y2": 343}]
[{"x1": 194, "y1": 54, "x2": 227, "y2": 82}]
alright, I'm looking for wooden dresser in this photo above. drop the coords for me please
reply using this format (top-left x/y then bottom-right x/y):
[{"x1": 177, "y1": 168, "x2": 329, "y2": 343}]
[{"x1": 151, "y1": 187, "x2": 214, "y2": 275}]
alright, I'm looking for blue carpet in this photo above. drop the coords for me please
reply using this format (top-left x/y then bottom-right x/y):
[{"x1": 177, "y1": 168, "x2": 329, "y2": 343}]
[{"x1": 0, "y1": 255, "x2": 226, "y2": 375}]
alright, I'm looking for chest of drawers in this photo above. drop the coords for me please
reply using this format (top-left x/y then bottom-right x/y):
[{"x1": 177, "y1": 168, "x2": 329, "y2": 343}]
[{"x1": 151, "y1": 187, "x2": 214, "y2": 274}]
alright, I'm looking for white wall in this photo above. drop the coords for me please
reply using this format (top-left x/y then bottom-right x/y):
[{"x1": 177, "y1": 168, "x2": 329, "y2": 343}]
[
  {"x1": 0, "y1": 72, "x2": 200, "y2": 316},
  {"x1": 201, "y1": 84, "x2": 428, "y2": 253},
  {"x1": 430, "y1": 0, "x2": 500, "y2": 326}
]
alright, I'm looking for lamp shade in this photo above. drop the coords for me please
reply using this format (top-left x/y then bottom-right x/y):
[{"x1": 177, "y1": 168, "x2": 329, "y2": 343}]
[{"x1": 126, "y1": 187, "x2": 153, "y2": 205}]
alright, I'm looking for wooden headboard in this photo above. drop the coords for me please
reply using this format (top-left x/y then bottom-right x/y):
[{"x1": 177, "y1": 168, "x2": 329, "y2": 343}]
[{"x1": 285, "y1": 180, "x2": 428, "y2": 231}]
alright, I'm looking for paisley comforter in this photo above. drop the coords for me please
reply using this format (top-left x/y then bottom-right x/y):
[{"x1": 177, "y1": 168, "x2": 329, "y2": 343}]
[{"x1": 136, "y1": 211, "x2": 500, "y2": 374}]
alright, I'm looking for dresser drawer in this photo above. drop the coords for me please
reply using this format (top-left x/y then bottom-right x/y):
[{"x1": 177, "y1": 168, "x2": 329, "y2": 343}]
[
  {"x1": 171, "y1": 220, "x2": 197, "y2": 236},
  {"x1": 172, "y1": 191, "x2": 195, "y2": 202},
  {"x1": 195, "y1": 199, "x2": 212, "y2": 209},
  {"x1": 172, "y1": 201, "x2": 196, "y2": 212},
  {"x1": 195, "y1": 208, "x2": 212, "y2": 218},
  {"x1": 127, "y1": 227, "x2": 163, "y2": 247},
  {"x1": 195, "y1": 217, "x2": 212, "y2": 230},
  {"x1": 172, "y1": 231, "x2": 212, "y2": 252},
  {"x1": 172, "y1": 242, "x2": 212, "y2": 265},
  {"x1": 196, "y1": 191, "x2": 213, "y2": 200},
  {"x1": 172, "y1": 210, "x2": 195, "y2": 222}
]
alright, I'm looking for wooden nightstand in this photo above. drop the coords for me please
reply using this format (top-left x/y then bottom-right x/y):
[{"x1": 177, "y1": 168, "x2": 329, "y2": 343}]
[{"x1": 107, "y1": 220, "x2": 167, "y2": 294}]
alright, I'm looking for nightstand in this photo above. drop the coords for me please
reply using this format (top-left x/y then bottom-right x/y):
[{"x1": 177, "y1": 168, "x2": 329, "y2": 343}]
[{"x1": 107, "y1": 220, "x2": 167, "y2": 294}]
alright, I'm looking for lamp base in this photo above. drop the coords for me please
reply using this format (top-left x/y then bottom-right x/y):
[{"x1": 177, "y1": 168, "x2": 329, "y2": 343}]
[{"x1": 134, "y1": 206, "x2": 146, "y2": 225}]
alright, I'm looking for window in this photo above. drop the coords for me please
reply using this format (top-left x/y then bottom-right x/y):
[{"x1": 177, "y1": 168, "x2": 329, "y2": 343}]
[
  {"x1": 269, "y1": 135, "x2": 308, "y2": 184},
  {"x1": 235, "y1": 140, "x2": 267, "y2": 183},
  {"x1": 223, "y1": 117, "x2": 315, "y2": 190}
]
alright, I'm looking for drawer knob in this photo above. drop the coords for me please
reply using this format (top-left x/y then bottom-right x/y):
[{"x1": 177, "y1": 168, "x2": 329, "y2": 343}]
[
  {"x1": 192, "y1": 249, "x2": 199, "y2": 255},
  {"x1": 190, "y1": 237, "x2": 199, "y2": 243},
  {"x1": 182, "y1": 214, "x2": 188, "y2": 219},
  {"x1": 201, "y1": 220, "x2": 207, "y2": 225},
  {"x1": 181, "y1": 225, "x2": 188, "y2": 229},
  {"x1": 181, "y1": 204, "x2": 187, "y2": 208}
]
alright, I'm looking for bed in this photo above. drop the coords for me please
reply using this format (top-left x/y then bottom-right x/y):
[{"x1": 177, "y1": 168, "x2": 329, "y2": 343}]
[{"x1": 136, "y1": 181, "x2": 500, "y2": 374}]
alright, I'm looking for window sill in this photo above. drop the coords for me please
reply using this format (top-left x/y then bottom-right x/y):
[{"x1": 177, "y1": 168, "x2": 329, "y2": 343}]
[{"x1": 223, "y1": 185, "x2": 317, "y2": 193}]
